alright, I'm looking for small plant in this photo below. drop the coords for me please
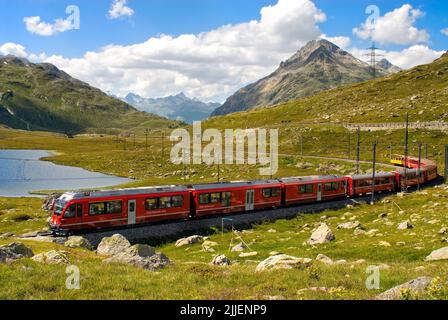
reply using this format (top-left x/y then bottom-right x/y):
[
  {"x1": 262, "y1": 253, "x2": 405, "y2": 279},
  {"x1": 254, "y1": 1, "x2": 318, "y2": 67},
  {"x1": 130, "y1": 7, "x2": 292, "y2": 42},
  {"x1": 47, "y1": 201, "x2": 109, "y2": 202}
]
[{"x1": 11, "y1": 214, "x2": 32, "y2": 222}]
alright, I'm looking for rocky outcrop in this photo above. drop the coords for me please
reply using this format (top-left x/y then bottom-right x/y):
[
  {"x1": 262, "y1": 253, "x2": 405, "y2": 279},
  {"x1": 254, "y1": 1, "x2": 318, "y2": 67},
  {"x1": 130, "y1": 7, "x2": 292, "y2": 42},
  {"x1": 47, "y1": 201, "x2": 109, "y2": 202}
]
[
  {"x1": 211, "y1": 254, "x2": 231, "y2": 266},
  {"x1": 231, "y1": 242, "x2": 247, "y2": 252},
  {"x1": 307, "y1": 223, "x2": 335, "y2": 245},
  {"x1": 425, "y1": 247, "x2": 448, "y2": 261},
  {"x1": 32, "y1": 250, "x2": 70, "y2": 265},
  {"x1": 397, "y1": 221, "x2": 413, "y2": 230},
  {"x1": 256, "y1": 254, "x2": 312, "y2": 272},
  {"x1": 97, "y1": 234, "x2": 131, "y2": 256},
  {"x1": 65, "y1": 236, "x2": 93, "y2": 250},
  {"x1": 376, "y1": 277, "x2": 433, "y2": 300},
  {"x1": 175, "y1": 235, "x2": 204, "y2": 248},
  {"x1": 0, "y1": 242, "x2": 34, "y2": 263}
]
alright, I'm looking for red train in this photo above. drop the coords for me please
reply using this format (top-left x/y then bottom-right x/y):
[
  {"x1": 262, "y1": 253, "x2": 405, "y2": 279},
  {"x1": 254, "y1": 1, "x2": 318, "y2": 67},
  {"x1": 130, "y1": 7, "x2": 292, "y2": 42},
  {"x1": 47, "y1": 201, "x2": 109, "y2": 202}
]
[{"x1": 50, "y1": 156, "x2": 439, "y2": 234}]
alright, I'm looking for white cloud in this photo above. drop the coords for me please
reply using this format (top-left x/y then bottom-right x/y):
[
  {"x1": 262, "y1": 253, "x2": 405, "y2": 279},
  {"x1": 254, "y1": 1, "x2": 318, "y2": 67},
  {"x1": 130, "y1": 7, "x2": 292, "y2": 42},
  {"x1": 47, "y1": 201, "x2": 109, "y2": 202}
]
[
  {"x1": 320, "y1": 34, "x2": 351, "y2": 49},
  {"x1": 0, "y1": 43, "x2": 28, "y2": 57},
  {"x1": 353, "y1": 4, "x2": 429, "y2": 45},
  {"x1": 24, "y1": 16, "x2": 74, "y2": 36},
  {"x1": 442, "y1": 28, "x2": 448, "y2": 36},
  {"x1": 350, "y1": 45, "x2": 444, "y2": 70},
  {"x1": 108, "y1": 0, "x2": 134, "y2": 19},
  {"x1": 45, "y1": 0, "x2": 327, "y2": 102}
]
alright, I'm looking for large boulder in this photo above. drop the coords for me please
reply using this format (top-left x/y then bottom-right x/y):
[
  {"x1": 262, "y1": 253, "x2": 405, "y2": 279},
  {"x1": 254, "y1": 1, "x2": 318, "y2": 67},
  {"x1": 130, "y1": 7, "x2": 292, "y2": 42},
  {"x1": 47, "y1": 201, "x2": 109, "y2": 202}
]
[
  {"x1": 256, "y1": 254, "x2": 312, "y2": 272},
  {"x1": 316, "y1": 254, "x2": 334, "y2": 265},
  {"x1": 32, "y1": 250, "x2": 70, "y2": 265},
  {"x1": 307, "y1": 224, "x2": 335, "y2": 245},
  {"x1": 0, "y1": 242, "x2": 34, "y2": 263},
  {"x1": 104, "y1": 250, "x2": 170, "y2": 271},
  {"x1": 97, "y1": 234, "x2": 131, "y2": 256},
  {"x1": 231, "y1": 242, "x2": 247, "y2": 252},
  {"x1": 425, "y1": 247, "x2": 448, "y2": 261},
  {"x1": 376, "y1": 277, "x2": 433, "y2": 300},
  {"x1": 175, "y1": 235, "x2": 204, "y2": 247},
  {"x1": 212, "y1": 254, "x2": 231, "y2": 266},
  {"x1": 125, "y1": 244, "x2": 156, "y2": 258},
  {"x1": 65, "y1": 236, "x2": 93, "y2": 250}
]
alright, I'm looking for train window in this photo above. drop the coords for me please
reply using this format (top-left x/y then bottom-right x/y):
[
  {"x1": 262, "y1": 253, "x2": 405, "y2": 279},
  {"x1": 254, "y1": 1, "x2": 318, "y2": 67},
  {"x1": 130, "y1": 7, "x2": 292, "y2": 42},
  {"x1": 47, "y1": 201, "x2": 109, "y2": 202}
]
[
  {"x1": 64, "y1": 204, "x2": 76, "y2": 218},
  {"x1": 159, "y1": 197, "x2": 172, "y2": 209},
  {"x1": 172, "y1": 196, "x2": 184, "y2": 208},
  {"x1": 211, "y1": 193, "x2": 221, "y2": 204},
  {"x1": 106, "y1": 201, "x2": 122, "y2": 214},
  {"x1": 77, "y1": 204, "x2": 83, "y2": 217},
  {"x1": 145, "y1": 198, "x2": 158, "y2": 210},
  {"x1": 222, "y1": 192, "x2": 231, "y2": 207},
  {"x1": 262, "y1": 188, "x2": 272, "y2": 198},
  {"x1": 299, "y1": 184, "x2": 314, "y2": 194},
  {"x1": 89, "y1": 203, "x2": 106, "y2": 216},
  {"x1": 199, "y1": 194, "x2": 210, "y2": 205},
  {"x1": 332, "y1": 182, "x2": 340, "y2": 191},
  {"x1": 272, "y1": 188, "x2": 280, "y2": 197},
  {"x1": 324, "y1": 183, "x2": 333, "y2": 191}
]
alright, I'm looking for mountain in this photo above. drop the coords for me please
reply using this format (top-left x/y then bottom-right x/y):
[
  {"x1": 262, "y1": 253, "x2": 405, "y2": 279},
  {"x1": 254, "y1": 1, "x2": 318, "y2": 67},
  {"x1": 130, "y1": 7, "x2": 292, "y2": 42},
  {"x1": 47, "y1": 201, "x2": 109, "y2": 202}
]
[
  {"x1": 376, "y1": 58, "x2": 402, "y2": 74},
  {"x1": 205, "y1": 51, "x2": 448, "y2": 127},
  {"x1": 212, "y1": 39, "x2": 388, "y2": 116},
  {"x1": 0, "y1": 55, "x2": 181, "y2": 133},
  {"x1": 124, "y1": 92, "x2": 220, "y2": 124}
]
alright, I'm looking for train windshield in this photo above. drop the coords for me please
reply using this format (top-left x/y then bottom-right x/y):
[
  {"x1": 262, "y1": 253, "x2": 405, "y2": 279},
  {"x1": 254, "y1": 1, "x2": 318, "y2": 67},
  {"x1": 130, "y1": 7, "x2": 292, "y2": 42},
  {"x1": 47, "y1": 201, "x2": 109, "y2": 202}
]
[{"x1": 54, "y1": 199, "x2": 67, "y2": 216}]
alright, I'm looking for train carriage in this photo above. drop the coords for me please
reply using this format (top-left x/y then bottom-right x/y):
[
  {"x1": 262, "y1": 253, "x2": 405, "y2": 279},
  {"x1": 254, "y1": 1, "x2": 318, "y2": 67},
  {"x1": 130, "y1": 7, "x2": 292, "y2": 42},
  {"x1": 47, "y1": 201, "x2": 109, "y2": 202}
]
[
  {"x1": 281, "y1": 175, "x2": 347, "y2": 206},
  {"x1": 346, "y1": 172, "x2": 396, "y2": 197},
  {"x1": 50, "y1": 186, "x2": 191, "y2": 232},
  {"x1": 190, "y1": 180, "x2": 282, "y2": 218}
]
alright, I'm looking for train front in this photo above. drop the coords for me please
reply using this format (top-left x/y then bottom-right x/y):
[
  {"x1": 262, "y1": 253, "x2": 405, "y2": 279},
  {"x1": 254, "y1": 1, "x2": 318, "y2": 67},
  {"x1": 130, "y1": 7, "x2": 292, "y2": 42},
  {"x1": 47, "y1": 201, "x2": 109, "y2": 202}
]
[{"x1": 49, "y1": 193, "x2": 75, "y2": 234}]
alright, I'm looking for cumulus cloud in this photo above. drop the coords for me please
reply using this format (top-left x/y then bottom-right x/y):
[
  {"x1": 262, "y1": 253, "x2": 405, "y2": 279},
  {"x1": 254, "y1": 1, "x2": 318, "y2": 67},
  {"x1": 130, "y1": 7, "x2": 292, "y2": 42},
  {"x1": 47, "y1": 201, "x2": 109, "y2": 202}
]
[
  {"x1": 353, "y1": 4, "x2": 429, "y2": 45},
  {"x1": 108, "y1": 0, "x2": 134, "y2": 19},
  {"x1": 0, "y1": 43, "x2": 28, "y2": 57},
  {"x1": 24, "y1": 16, "x2": 74, "y2": 36},
  {"x1": 45, "y1": 0, "x2": 327, "y2": 101},
  {"x1": 350, "y1": 45, "x2": 444, "y2": 70},
  {"x1": 442, "y1": 28, "x2": 448, "y2": 36}
]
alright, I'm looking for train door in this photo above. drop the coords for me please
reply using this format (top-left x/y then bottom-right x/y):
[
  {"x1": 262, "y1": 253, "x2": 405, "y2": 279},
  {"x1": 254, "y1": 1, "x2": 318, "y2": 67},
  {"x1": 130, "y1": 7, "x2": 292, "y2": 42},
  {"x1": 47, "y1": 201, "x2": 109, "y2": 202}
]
[
  {"x1": 128, "y1": 200, "x2": 136, "y2": 225},
  {"x1": 317, "y1": 184, "x2": 322, "y2": 202},
  {"x1": 245, "y1": 189, "x2": 254, "y2": 211}
]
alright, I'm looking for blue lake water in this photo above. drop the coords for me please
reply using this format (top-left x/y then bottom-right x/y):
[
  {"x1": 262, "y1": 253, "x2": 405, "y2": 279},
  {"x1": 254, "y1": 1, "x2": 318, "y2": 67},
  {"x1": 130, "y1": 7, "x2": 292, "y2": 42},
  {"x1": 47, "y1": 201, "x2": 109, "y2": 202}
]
[{"x1": 0, "y1": 150, "x2": 132, "y2": 197}]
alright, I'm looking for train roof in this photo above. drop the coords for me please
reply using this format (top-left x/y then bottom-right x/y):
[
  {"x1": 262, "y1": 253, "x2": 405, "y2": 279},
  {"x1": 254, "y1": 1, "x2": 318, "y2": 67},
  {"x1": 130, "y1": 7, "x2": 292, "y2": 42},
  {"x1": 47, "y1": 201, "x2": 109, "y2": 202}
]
[
  {"x1": 191, "y1": 180, "x2": 281, "y2": 190},
  {"x1": 350, "y1": 172, "x2": 395, "y2": 180},
  {"x1": 280, "y1": 175, "x2": 342, "y2": 184},
  {"x1": 64, "y1": 185, "x2": 189, "y2": 200}
]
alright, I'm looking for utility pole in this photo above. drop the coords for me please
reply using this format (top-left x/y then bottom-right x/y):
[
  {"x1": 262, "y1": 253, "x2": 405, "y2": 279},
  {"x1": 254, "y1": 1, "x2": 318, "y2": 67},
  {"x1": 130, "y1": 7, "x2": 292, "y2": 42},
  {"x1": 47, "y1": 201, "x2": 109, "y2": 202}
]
[
  {"x1": 365, "y1": 42, "x2": 382, "y2": 79},
  {"x1": 145, "y1": 129, "x2": 149, "y2": 150},
  {"x1": 371, "y1": 142, "x2": 377, "y2": 205},
  {"x1": 425, "y1": 143, "x2": 428, "y2": 159},
  {"x1": 403, "y1": 113, "x2": 410, "y2": 192},
  {"x1": 348, "y1": 132, "x2": 351, "y2": 159},
  {"x1": 161, "y1": 130, "x2": 165, "y2": 160},
  {"x1": 356, "y1": 127, "x2": 361, "y2": 174},
  {"x1": 445, "y1": 145, "x2": 448, "y2": 183},
  {"x1": 417, "y1": 143, "x2": 422, "y2": 191}
]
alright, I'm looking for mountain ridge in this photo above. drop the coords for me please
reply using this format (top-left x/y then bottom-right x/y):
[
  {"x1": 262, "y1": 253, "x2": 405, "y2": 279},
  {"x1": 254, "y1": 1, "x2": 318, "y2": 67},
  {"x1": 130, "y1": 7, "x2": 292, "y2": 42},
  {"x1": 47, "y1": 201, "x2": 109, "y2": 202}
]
[{"x1": 212, "y1": 39, "x2": 393, "y2": 117}]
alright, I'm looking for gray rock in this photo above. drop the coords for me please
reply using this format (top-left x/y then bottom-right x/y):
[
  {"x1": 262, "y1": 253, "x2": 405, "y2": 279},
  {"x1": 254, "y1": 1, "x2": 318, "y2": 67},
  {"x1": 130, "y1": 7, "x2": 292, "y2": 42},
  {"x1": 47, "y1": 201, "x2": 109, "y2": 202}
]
[
  {"x1": 307, "y1": 224, "x2": 335, "y2": 245},
  {"x1": 256, "y1": 254, "x2": 312, "y2": 272},
  {"x1": 104, "y1": 251, "x2": 170, "y2": 271},
  {"x1": 32, "y1": 250, "x2": 69, "y2": 265},
  {"x1": 376, "y1": 277, "x2": 433, "y2": 300},
  {"x1": 425, "y1": 247, "x2": 448, "y2": 261},
  {"x1": 316, "y1": 254, "x2": 334, "y2": 265},
  {"x1": 397, "y1": 221, "x2": 414, "y2": 230},
  {"x1": 175, "y1": 235, "x2": 204, "y2": 247},
  {"x1": 97, "y1": 234, "x2": 131, "y2": 256},
  {"x1": 65, "y1": 236, "x2": 93, "y2": 250},
  {"x1": 212, "y1": 254, "x2": 231, "y2": 266},
  {"x1": 239, "y1": 252, "x2": 258, "y2": 258},
  {"x1": 338, "y1": 221, "x2": 362, "y2": 230},
  {"x1": 125, "y1": 244, "x2": 156, "y2": 258},
  {"x1": 231, "y1": 242, "x2": 247, "y2": 252},
  {"x1": 0, "y1": 242, "x2": 34, "y2": 263}
]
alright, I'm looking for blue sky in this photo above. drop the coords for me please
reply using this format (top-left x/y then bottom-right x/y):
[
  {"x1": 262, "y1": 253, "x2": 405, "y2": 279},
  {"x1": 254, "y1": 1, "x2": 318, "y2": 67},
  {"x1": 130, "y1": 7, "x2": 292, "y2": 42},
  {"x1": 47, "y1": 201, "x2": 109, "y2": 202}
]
[{"x1": 0, "y1": 0, "x2": 447, "y2": 101}]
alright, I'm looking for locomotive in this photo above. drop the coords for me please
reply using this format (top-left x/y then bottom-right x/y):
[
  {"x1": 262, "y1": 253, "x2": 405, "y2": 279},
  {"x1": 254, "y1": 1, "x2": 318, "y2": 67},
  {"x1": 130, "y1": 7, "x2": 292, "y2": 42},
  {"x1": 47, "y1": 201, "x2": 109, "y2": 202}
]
[{"x1": 50, "y1": 155, "x2": 438, "y2": 234}]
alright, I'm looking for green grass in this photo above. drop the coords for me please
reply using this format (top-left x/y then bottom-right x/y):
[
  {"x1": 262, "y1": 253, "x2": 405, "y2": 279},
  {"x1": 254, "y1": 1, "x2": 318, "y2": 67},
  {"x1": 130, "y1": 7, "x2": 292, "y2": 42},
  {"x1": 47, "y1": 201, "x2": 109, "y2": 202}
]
[{"x1": 1, "y1": 186, "x2": 448, "y2": 299}]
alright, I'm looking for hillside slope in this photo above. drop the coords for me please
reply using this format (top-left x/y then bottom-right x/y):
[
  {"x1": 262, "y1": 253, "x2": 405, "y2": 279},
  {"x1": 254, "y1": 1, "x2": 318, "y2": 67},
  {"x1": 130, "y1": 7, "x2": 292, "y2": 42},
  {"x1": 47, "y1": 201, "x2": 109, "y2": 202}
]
[
  {"x1": 212, "y1": 39, "x2": 389, "y2": 116},
  {"x1": 0, "y1": 56, "x2": 181, "y2": 133},
  {"x1": 207, "y1": 51, "x2": 448, "y2": 127}
]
